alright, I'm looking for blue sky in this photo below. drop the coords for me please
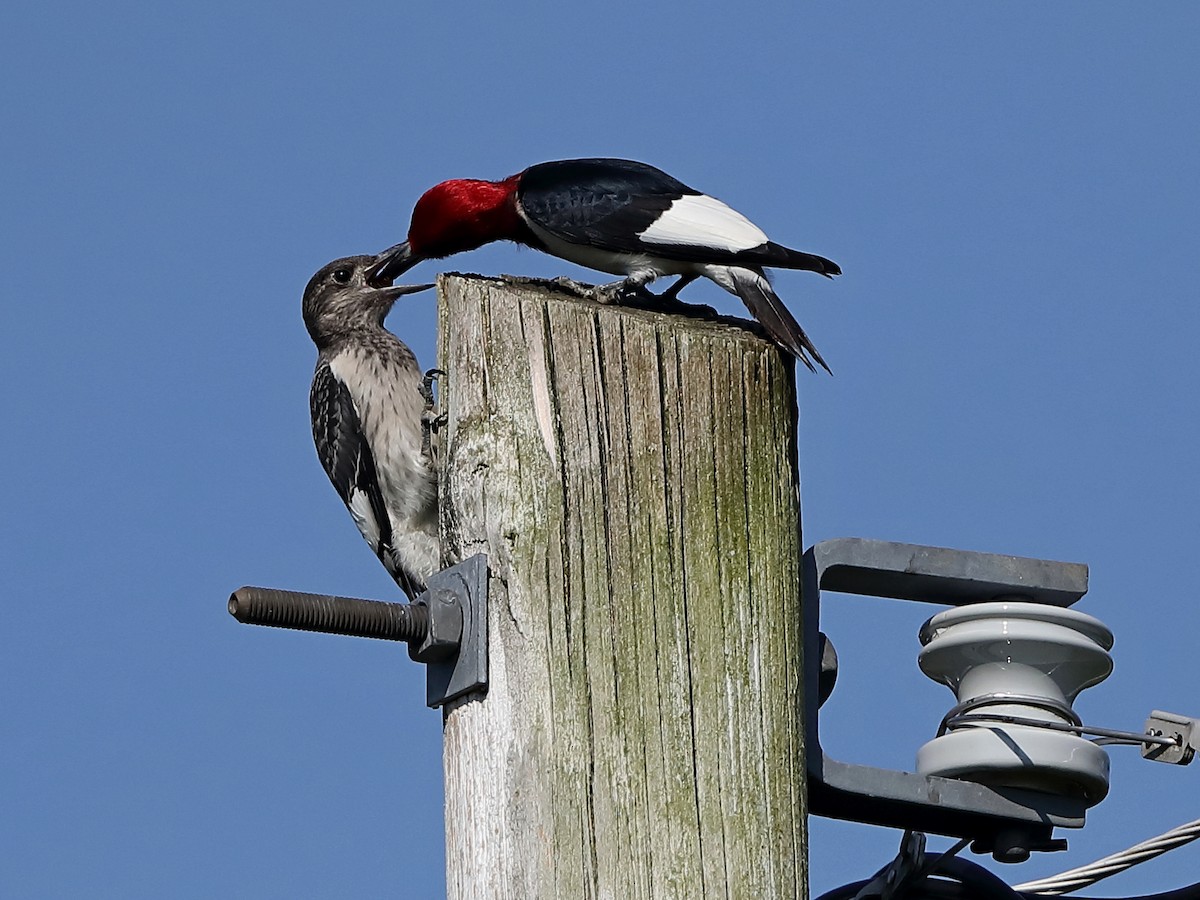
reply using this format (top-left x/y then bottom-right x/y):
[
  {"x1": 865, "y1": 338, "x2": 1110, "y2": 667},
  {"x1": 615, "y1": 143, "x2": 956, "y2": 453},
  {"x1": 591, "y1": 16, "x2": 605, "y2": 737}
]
[{"x1": 2, "y1": 2, "x2": 1198, "y2": 897}]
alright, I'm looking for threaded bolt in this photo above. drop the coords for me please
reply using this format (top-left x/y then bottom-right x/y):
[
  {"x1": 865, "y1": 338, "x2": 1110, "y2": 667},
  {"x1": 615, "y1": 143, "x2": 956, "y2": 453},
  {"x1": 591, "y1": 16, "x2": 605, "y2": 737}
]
[{"x1": 229, "y1": 586, "x2": 429, "y2": 643}]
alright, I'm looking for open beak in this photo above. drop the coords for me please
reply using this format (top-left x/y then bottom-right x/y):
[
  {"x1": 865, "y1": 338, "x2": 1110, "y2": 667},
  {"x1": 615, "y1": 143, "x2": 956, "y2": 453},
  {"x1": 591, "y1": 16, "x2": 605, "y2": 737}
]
[
  {"x1": 373, "y1": 282, "x2": 435, "y2": 301},
  {"x1": 365, "y1": 241, "x2": 417, "y2": 287}
]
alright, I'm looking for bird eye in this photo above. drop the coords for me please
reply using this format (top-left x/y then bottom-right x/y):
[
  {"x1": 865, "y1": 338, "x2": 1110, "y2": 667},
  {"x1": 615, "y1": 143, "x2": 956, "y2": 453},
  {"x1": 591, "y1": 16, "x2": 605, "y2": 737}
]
[{"x1": 332, "y1": 268, "x2": 352, "y2": 284}]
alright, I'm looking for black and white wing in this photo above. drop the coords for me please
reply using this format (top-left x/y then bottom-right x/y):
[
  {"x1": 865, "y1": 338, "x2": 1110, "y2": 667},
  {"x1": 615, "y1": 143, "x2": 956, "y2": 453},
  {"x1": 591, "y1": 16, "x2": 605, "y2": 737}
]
[
  {"x1": 309, "y1": 361, "x2": 423, "y2": 598},
  {"x1": 517, "y1": 157, "x2": 839, "y2": 275},
  {"x1": 517, "y1": 158, "x2": 693, "y2": 252}
]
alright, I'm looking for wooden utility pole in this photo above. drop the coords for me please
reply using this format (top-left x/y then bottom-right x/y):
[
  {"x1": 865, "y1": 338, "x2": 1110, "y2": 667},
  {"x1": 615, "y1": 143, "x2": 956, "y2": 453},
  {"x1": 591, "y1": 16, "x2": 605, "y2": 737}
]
[{"x1": 437, "y1": 275, "x2": 807, "y2": 899}]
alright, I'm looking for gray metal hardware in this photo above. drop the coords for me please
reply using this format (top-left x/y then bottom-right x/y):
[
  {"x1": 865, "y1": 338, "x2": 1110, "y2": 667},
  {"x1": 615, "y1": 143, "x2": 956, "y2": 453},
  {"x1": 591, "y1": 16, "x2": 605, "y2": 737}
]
[
  {"x1": 1142, "y1": 710, "x2": 1198, "y2": 765},
  {"x1": 810, "y1": 537, "x2": 1088, "y2": 608},
  {"x1": 228, "y1": 554, "x2": 488, "y2": 708},
  {"x1": 944, "y1": 709, "x2": 1185, "y2": 750},
  {"x1": 415, "y1": 554, "x2": 489, "y2": 708},
  {"x1": 805, "y1": 538, "x2": 1091, "y2": 860}
]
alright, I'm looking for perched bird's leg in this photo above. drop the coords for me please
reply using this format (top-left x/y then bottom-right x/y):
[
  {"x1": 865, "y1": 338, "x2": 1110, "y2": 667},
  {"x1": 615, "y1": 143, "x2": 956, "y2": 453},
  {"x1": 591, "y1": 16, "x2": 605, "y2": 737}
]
[
  {"x1": 420, "y1": 367, "x2": 447, "y2": 458},
  {"x1": 642, "y1": 274, "x2": 717, "y2": 318},
  {"x1": 546, "y1": 273, "x2": 657, "y2": 306},
  {"x1": 549, "y1": 272, "x2": 717, "y2": 319},
  {"x1": 547, "y1": 276, "x2": 600, "y2": 298},
  {"x1": 632, "y1": 274, "x2": 719, "y2": 320},
  {"x1": 657, "y1": 274, "x2": 697, "y2": 304},
  {"x1": 591, "y1": 270, "x2": 659, "y2": 305}
]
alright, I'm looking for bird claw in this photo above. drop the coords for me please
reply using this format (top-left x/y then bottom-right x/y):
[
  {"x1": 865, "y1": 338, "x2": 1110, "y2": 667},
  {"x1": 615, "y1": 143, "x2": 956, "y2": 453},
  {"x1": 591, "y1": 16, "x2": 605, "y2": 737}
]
[
  {"x1": 607, "y1": 277, "x2": 719, "y2": 321},
  {"x1": 420, "y1": 367, "x2": 444, "y2": 408},
  {"x1": 421, "y1": 368, "x2": 447, "y2": 457},
  {"x1": 647, "y1": 297, "x2": 721, "y2": 320},
  {"x1": 593, "y1": 279, "x2": 656, "y2": 306},
  {"x1": 547, "y1": 276, "x2": 596, "y2": 298},
  {"x1": 546, "y1": 275, "x2": 654, "y2": 306},
  {"x1": 545, "y1": 274, "x2": 716, "y2": 321}
]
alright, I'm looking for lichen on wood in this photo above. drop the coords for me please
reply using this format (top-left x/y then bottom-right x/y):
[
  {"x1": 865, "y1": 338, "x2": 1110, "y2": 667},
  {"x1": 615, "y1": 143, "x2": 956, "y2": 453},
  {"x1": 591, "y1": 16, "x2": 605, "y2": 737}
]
[{"x1": 438, "y1": 275, "x2": 806, "y2": 900}]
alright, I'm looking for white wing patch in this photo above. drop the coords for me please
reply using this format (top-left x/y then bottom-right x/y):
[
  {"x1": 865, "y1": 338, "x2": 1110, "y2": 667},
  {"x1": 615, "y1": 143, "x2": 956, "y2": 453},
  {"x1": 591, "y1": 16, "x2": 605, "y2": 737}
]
[
  {"x1": 346, "y1": 487, "x2": 382, "y2": 552},
  {"x1": 637, "y1": 194, "x2": 769, "y2": 253}
]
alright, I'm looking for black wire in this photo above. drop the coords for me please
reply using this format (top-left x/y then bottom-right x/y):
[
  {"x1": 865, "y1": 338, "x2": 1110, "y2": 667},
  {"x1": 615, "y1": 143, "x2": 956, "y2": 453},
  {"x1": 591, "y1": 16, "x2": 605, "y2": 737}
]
[
  {"x1": 813, "y1": 880, "x2": 871, "y2": 900},
  {"x1": 813, "y1": 853, "x2": 1019, "y2": 900},
  {"x1": 815, "y1": 854, "x2": 1200, "y2": 900},
  {"x1": 933, "y1": 857, "x2": 1023, "y2": 898},
  {"x1": 914, "y1": 839, "x2": 971, "y2": 882}
]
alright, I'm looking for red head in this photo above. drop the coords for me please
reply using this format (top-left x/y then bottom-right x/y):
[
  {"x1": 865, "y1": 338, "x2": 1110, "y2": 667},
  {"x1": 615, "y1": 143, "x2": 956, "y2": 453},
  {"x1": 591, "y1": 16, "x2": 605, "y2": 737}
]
[
  {"x1": 409, "y1": 176, "x2": 524, "y2": 257},
  {"x1": 368, "y1": 174, "x2": 527, "y2": 285}
]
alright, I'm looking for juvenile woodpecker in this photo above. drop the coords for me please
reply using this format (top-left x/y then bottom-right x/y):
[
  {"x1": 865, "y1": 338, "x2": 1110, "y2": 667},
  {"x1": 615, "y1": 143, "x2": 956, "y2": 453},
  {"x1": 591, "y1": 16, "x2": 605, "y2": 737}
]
[
  {"x1": 370, "y1": 157, "x2": 840, "y2": 373},
  {"x1": 303, "y1": 255, "x2": 439, "y2": 599}
]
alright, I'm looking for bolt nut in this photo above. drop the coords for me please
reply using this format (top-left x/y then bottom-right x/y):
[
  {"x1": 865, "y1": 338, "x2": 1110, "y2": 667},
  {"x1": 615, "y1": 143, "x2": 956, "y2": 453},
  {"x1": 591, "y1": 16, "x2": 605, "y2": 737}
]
[{"x1": 409, "y1": 588, "x2": 463, "y2": 663}]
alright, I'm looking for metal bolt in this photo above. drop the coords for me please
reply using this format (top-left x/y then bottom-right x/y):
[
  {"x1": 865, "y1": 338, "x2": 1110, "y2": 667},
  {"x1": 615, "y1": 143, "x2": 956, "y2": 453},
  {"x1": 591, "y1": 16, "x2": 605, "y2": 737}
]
[
  {"x1": 227, "y1": 555, "x2": 489, "y2": 708},
  {"x1": 229, "y1": 586, "x2": 429, "y2": 643}
]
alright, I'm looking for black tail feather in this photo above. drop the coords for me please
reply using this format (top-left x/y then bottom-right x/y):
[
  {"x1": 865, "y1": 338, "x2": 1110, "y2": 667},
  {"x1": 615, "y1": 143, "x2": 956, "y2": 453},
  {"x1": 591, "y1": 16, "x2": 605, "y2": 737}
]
[
  {"x1": 727, "y1": 267, "x2": 832, "y2": 374},
  {"x1": 761, "y1": 242, "x2": 841, "y2": 278}
]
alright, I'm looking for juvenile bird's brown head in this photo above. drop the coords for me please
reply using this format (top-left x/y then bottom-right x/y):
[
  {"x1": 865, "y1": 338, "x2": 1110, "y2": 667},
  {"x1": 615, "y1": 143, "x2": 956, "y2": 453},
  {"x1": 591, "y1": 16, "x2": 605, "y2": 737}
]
[{"x1": 303, "y1": 255, "x2": 432, "y2": 349}]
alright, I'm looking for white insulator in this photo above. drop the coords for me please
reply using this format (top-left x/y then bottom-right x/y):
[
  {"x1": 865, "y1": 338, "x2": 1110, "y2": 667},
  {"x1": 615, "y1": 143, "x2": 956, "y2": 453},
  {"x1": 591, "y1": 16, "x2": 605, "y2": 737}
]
[{"x1": 915, "y1": 600, "x2": 1114, "y2": 805}]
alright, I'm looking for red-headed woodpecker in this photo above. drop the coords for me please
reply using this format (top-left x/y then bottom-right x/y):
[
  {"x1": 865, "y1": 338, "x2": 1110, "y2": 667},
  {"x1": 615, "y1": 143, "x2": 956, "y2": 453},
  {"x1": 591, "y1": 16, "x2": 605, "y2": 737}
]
[
  {"x1": 303, "y1": 255, "x2": 440, "y2": 598},
  {"x1": 370, "y1": 158, "x2": 840, "y2": 373}
]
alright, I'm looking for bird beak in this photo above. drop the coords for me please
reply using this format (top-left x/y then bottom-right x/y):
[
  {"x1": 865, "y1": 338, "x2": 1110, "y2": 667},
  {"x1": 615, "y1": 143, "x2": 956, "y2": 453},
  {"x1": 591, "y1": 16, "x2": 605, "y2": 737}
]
[
  {"x1": 373, "y1": 282, "x2": 435, "y2": 301},
  {"x1": 366, "y1": 241, "x2": 416, "y2": 286}
]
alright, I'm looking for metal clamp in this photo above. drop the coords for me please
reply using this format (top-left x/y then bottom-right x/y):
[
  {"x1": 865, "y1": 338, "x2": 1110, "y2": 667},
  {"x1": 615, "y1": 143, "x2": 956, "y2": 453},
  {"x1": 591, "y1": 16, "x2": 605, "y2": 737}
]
[
  {"x1": 228, "y1": 554, "x2": 488, "y2": 708},
  {"x1": 1143, "y1": 710, "x2": 1198, "y2": 765},
  {"x1": 805, "y1": 538, "x2": 1087, "y2": 861}
]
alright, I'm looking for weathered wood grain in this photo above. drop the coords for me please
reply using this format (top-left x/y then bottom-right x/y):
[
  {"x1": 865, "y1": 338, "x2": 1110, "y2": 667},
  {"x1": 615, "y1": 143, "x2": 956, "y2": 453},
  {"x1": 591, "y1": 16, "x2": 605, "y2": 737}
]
[{"x1": 437, "y1": 275, "x2": 806, "y2": 900}]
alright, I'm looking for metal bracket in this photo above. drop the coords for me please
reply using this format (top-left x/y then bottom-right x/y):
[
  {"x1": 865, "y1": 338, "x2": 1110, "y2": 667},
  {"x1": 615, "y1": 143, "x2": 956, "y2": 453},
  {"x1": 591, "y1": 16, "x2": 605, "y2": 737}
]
[
  {"x1": 414, "y1": 554, "x2": 489, "y2": 708},
  {"x1": 805, "y1": 538, "x2": 1088, "y2": 860},
  {"x1": 1142, "y1": 710, "x2": 1198, "y2": 765},
  {"x1": 228, "y1": 553, "x2": 489, "y2": 709}
]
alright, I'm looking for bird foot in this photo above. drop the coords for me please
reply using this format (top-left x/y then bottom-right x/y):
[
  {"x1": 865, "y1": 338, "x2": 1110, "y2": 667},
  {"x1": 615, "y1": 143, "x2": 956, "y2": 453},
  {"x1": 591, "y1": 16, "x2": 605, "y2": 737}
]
[
  {"x1": 546, "y1": 276, "x2": 595, "y2": 298},
  {"x1": 547, "y1": 276, "x2": 655, "y2": 306},
  {"x1": 637, "y1": 294, "x2": 720, "y2": 320},
  {"x1": 544, "y1": 275, "x2": 717, "y2": 320},
  {"x1": 591, "y1": 278, "x2": 657, "y2": 306},
  {"x1": 420, "y1": 368, "x2": 447, "y2": 457},
  {"x1": 619, "y1": 285, "x2": 721, "y2": 320}
]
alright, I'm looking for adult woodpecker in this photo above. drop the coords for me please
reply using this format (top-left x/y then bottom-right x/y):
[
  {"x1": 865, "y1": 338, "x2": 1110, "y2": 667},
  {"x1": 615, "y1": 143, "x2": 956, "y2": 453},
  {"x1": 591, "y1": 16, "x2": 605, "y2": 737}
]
[
  {"x1": 303, "y1": 254, "x2": 440, "y2": 599},
  {"x1": 370, "y1": 157, "x2": 840, "y2": 373}
]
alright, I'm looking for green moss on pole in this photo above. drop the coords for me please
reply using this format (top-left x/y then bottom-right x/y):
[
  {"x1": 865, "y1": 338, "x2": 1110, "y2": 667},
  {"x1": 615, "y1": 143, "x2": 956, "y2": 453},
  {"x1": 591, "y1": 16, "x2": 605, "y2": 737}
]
[{"x1": 437, "y1": 274, "x2": 806, "y2": 899}]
